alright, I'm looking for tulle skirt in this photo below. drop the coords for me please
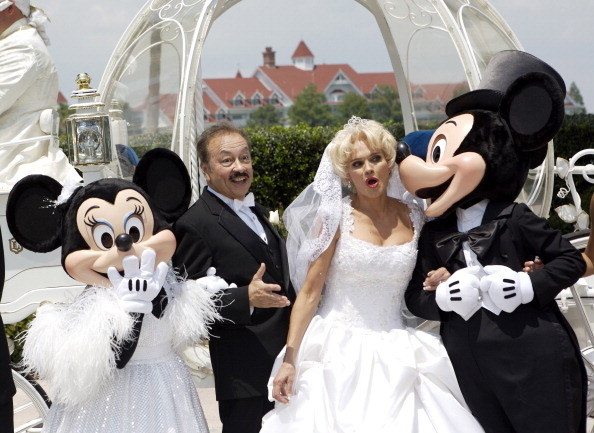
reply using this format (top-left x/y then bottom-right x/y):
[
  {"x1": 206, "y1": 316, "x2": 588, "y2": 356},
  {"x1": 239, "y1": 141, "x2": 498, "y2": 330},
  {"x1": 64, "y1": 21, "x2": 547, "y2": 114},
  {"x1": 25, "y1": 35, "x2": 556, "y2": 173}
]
[
  {"x1": 42, "y1": 353, "x2": 209, "y2": 433},
  {"x1": 261, "y1": 315, "x2": 484, "y2": 433}
]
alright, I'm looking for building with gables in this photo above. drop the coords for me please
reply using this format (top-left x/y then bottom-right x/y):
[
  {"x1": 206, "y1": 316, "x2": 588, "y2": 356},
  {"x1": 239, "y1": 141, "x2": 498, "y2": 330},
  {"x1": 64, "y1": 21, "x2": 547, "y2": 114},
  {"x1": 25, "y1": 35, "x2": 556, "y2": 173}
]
[
  {"x1": 202, "y1": 40, "x2": 465, "y2": 126},
  {"x1": 134, "y1": 40, "x2": 585, "y2": 129}
]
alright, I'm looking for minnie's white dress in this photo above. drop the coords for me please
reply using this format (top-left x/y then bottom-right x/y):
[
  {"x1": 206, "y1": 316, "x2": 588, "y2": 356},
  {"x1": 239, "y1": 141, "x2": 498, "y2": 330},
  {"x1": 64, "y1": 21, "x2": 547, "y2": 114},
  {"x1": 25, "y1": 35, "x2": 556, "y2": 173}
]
[
  {"x1": 23, "y1": 277, "x2": 216, "y2": 433},
  {"x1": 261, "y1": 199, "x2": 484, "y2": 433}
]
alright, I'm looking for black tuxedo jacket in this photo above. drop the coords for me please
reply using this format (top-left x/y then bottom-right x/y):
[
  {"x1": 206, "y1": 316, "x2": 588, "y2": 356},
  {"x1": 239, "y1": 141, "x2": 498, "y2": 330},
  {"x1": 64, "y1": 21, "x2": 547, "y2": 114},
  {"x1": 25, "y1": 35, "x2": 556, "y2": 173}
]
[
  {"x1": 172, "y1": 189, "x2": 295, "y2": 401},
  {"x1": 406, "y1": 201, "x2": 586, "y2": 322},
  {"x1": 405, "y1": 201, "x2": 587, "y2": 431}
]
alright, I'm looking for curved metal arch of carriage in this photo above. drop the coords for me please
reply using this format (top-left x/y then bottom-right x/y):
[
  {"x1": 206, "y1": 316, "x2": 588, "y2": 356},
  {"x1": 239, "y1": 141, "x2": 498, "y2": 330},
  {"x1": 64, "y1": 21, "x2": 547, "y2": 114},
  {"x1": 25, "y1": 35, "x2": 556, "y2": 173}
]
[{"x1": 97, "y1": 0, "x2": 553, "y2": 216}]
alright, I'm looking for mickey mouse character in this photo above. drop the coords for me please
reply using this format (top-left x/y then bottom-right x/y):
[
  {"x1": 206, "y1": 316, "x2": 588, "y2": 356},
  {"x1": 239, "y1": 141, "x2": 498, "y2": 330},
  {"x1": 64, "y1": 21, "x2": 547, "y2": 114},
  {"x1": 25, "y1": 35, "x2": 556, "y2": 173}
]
[
  {"x1": 399, "y1": 51, "x2": 587, "y2": 433},
  {"x1": 7, "y1": 148, "x2": 219, "y2": 433}
]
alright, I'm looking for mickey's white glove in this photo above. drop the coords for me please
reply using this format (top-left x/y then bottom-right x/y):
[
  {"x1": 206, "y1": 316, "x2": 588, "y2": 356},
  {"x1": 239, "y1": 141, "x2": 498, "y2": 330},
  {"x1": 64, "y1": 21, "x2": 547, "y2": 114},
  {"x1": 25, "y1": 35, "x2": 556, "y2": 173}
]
[
  {"x1": 108, "y1": 249, "x2": 169, "y2": 314},
  {"x1": 195, "y1": 267, "x2": 237, "y2": 294},
  {"x1": 435, "y1": 266, "x2": 481, "y2": 320},
  {"x1": 479, "y1": 265, "x2": 534, "y2": 313}
]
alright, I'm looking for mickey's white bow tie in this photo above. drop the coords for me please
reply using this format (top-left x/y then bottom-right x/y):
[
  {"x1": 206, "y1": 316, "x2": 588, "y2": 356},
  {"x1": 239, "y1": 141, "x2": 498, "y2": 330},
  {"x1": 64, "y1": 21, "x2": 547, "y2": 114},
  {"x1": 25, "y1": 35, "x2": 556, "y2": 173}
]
[{"x1": 233, "y1": 192, "x2": 255, "y2": 213}]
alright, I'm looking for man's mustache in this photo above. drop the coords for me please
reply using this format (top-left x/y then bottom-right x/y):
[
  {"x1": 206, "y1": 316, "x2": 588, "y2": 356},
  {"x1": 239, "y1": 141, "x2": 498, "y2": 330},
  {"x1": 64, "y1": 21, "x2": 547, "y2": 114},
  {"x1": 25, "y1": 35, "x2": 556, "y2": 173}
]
[{"x1": 230, "y1": 172, "x2": 249, "y2": 180}]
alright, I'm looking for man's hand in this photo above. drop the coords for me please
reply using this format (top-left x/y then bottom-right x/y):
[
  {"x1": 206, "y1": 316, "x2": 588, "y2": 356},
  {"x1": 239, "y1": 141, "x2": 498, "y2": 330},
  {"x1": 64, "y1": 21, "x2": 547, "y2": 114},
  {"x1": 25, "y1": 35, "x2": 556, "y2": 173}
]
[
  {"x1": 435, "y1": 266, "x2": 481, "y2": 320},
  {"x1": 108, "y1": 249, "x2": 169, "y2": 314},
  {"x1": 248, "y1": 263, "x2": 290, "y2": 308}
]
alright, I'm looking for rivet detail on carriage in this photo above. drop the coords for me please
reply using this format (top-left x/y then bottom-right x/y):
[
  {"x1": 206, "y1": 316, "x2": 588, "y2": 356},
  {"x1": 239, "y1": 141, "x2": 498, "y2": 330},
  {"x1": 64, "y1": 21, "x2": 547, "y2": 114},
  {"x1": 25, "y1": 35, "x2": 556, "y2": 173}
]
[{"x1": 9, "y1": 238, "x2": 23, "y2": 254}]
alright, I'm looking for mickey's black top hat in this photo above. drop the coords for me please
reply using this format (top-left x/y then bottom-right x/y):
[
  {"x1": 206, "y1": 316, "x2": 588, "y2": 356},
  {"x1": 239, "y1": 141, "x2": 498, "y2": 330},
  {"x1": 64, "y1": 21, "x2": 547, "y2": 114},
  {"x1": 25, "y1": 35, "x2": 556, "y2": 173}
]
[{"x1": 446, "y1": 50, "x2": 565, "y2": 117}]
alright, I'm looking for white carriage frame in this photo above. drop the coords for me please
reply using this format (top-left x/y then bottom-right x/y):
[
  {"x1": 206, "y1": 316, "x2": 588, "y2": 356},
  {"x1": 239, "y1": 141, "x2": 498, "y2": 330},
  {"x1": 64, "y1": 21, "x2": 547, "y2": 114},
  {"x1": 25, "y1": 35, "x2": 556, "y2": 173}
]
[{"x1": 4, "y1": 1, "x2": 592, "y2": 431}]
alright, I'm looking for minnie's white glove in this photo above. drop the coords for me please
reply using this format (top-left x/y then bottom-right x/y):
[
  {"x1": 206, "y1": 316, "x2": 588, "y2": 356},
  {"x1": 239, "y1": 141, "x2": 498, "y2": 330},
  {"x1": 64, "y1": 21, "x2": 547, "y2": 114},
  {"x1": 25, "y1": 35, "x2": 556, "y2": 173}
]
[
  {"x1": 108, "y1": 249, "x2": 169, "y2": 314},
  {"x1": 435, "y1": 266, "x2": 481, "y2": 320},
  {"x1": 479, "y1": 265, "x2": 534, "y2": 313},
  {"x1": 195, "y1": 267, "x2": 237, "y2": 294}
]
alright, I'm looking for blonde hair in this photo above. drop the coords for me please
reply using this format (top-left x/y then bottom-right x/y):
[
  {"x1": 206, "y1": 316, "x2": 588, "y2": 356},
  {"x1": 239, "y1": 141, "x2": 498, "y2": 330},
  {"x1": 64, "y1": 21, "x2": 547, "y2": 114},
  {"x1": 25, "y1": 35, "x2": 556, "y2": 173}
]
[{"x1": 328, "y1": 118, "x2": 396, "y2": 182}]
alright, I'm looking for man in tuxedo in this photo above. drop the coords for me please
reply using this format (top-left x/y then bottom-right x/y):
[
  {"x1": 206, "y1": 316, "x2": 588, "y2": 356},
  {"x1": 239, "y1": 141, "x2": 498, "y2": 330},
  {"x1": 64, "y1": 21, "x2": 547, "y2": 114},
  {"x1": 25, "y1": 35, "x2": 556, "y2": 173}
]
[
  {"x1": 172, "y1": 123, "x2": 295, "y2": 433},
  {"x1": 0, "y1": 227, "x2": 15, "y2": 432}
]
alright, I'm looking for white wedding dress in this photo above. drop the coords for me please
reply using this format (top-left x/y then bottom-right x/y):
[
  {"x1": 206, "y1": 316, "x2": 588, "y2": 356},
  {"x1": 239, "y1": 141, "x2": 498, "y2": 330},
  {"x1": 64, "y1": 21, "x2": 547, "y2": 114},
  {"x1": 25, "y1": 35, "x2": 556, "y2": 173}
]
[{"x1": 261, "y1": 199, "x2": 484, "y2": 433}]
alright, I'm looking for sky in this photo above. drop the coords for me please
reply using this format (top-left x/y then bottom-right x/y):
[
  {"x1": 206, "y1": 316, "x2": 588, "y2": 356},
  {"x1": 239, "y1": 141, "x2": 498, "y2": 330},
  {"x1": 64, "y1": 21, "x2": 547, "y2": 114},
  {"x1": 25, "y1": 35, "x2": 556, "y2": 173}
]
[{"x1": 42, "y1": 0, "x2": 594, "y2": 112}]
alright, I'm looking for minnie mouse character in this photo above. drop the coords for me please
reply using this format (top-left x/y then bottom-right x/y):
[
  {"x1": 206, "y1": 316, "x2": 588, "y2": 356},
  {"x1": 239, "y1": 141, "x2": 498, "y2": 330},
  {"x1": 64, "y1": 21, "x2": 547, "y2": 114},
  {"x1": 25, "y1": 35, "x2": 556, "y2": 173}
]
[
  {"x1": 7, "y1": 148, "x2": 219, "y2": 433},
  {"x1": 399, "y1": 51, "x2": 587, "y2": 433}
]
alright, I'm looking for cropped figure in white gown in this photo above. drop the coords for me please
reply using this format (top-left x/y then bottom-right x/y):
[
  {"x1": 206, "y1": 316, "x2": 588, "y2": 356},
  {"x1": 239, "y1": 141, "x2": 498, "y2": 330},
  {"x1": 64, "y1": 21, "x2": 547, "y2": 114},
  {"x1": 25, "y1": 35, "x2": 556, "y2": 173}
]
[
  {"x1": 0, "y1": 0, "x2": 80, "y2": 190},
  {"x1": 260, "y1": 118, "x2": 484, "y2": 433}
]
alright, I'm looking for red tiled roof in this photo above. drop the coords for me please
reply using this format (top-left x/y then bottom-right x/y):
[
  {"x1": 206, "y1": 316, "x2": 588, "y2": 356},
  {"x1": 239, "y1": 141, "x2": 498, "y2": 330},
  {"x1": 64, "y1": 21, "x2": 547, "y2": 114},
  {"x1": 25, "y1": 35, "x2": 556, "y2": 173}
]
[
  {"x1": 355, "y1": 72, "x2": 465, "y2": 103},
  {"x1": 204, "y1": 77, "x2": 273, "y2": 109},
  {"x1": 411, "y1": 82, "x2": 467, "y2": 103},
  {"x1": 202, "y1": 92, "x2": 220, "y2": 115},
  {"x1": 257, "y1": 64, "x2": 359, "y2": 100},
  {"x1": 291, "y1": 40, "x2": 314, "y2": 59},
  {"x1": 134, "y1": 93, "x2": 178, "y2": 122},
  {"x1": 355, "y1": 72, "x2": 397, "y2": 94},
  {"x1": 57, "y1": 91, "x2": 68, "y2": 104}
]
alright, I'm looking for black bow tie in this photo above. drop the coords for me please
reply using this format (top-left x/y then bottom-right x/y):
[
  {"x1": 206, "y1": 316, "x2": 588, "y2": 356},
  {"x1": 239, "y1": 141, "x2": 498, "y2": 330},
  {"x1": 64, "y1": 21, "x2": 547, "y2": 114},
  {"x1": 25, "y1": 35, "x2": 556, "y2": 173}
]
[{"x1": 436, "y1": 219, "x2": 504, "y2": 264}]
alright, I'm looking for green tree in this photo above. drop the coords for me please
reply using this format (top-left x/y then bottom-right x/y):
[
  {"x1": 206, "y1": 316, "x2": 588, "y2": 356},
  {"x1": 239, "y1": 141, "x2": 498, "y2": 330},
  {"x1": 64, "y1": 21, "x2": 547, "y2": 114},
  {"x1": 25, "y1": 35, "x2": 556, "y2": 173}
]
[
  {"x1": 369, "y1": 84, "x2": 402, "y2": 122},
  {"x1": 247, "y1": 104, "x2": 283, "y2": 127},
  {"x1": 569, "y1": 81, "x2": 586, "y2": 114},
  {"x1": 288, "y1": 83, "x2": 334, "y2": 127},
  {"x1": 337, "y1": 92, "x2": 371, "y2": 124},
  {"x1": 58, "y1": 102, "x2": 73, "y2": 135}
]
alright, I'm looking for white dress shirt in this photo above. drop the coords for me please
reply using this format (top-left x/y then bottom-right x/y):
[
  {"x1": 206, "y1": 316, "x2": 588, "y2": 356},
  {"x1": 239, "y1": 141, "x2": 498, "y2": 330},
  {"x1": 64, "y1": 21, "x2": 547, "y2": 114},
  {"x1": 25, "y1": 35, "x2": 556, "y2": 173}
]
[
  {"x1": 208, "y1": 187, "x2": 268, "y2": 244},
  {"x1": 456, "y1": 199, "x2": 500, "y2": 313}
]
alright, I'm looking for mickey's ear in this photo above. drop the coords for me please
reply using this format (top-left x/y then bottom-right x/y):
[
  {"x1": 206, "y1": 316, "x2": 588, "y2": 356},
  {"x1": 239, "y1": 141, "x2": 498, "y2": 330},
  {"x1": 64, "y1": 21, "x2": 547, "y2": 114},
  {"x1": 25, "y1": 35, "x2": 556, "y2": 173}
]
[
  {"x1": 133, "y1": 148, "x2": 191, "y2": 223},
  {"x1": 499, "y1": 71, "x2": 565, "y2": 152},
  {"x1": 7, "y1": 175, "x2": 64, "y2": 252}
]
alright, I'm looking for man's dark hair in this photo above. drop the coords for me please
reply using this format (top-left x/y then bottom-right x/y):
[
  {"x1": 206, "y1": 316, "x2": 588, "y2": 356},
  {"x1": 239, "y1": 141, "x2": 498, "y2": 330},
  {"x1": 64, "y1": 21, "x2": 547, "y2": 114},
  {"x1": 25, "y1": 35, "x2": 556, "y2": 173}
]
[{"x1": 196, "y1": 122, "x2": 251, "y2": 165}]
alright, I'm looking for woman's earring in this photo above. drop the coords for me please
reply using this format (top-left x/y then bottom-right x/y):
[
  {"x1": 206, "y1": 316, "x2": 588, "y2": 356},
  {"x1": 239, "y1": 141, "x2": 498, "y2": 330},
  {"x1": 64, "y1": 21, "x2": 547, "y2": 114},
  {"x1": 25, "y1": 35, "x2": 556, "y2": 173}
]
[{"x1": 346, "y1": 181, "x2": 352, "y2": 190}]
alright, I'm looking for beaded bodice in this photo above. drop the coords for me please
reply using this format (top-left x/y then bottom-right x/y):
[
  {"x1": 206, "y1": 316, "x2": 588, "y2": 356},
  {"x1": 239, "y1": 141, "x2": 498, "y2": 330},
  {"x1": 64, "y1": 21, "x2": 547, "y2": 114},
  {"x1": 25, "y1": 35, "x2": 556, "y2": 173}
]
[{"x1": 317, "y1": 198, "x2": 424, "y2": 332}]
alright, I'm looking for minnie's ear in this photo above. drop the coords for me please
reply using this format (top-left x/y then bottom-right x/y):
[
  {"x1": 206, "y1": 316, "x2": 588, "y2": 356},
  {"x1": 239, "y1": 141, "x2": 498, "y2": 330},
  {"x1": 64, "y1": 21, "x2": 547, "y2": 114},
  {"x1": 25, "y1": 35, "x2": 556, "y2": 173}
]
[
  {"x1": 133, "y1": 148, "x2": 191, "y2": 223},
  {"x1": 7, "y1": 175, "x2": 64, "y2": 252},
  {"x1": 499, "y1": 71, "x2": 565, "y2": 152}
]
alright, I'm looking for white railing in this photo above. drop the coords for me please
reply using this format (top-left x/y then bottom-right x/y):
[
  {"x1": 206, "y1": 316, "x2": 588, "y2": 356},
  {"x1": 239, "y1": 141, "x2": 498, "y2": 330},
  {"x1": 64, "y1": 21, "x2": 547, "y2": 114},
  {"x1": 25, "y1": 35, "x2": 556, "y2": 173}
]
[{"x1": 553, "y1": 149, "x2": 594, "y2": 230}]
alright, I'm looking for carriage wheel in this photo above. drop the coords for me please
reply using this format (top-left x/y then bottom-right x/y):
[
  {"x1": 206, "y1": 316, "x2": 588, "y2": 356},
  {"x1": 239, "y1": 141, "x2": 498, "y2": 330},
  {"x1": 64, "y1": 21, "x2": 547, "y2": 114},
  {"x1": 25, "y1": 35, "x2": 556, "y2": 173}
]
[{"x1": 12, "y1": 369, "x2": 50, "y2": 433}]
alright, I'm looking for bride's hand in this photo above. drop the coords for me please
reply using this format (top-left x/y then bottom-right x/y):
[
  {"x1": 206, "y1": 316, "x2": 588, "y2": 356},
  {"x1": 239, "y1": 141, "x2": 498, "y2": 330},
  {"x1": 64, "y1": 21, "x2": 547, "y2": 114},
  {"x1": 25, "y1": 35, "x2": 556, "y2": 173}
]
[
  {"x1": 423, "y1": 267, "x2": 451, "y2": 291},
  {"x1": 272, "y1": 362, "x2": 295, "y2": 403}
]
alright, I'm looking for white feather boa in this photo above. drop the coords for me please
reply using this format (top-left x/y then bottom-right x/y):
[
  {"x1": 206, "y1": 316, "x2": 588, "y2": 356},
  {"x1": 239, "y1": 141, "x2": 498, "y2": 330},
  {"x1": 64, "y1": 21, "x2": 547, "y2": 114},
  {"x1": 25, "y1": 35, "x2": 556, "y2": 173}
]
[
  {"x1": 22, "y1": 287, "x2": 135, "y2": 406},
  {"x1": 22, "y1": 275, "x2": 220, "y2": 406},
  {"x1": 165, "y1": 278, "x2": 221, "y2": 354}
]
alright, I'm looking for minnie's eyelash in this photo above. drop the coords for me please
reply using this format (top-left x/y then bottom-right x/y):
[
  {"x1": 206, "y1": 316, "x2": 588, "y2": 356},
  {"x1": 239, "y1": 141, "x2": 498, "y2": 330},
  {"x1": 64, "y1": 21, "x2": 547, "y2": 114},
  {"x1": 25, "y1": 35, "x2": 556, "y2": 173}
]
[
  {"x1": 84, "y1": 204, "x2": 144, "y2": 227},
  {"x1": 133, "y1": 204, "x2": 145, "y2": 216},
  {"x1": 84, "y1": 215, "x2": 98, "y2": 227}
]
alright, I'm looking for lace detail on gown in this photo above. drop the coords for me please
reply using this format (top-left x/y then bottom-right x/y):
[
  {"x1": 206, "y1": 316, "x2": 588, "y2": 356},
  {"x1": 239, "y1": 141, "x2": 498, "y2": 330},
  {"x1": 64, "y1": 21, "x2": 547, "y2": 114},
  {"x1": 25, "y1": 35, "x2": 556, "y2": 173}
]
[{"x1": 317, "y1": 198, "x2": 424, "y2": 332}]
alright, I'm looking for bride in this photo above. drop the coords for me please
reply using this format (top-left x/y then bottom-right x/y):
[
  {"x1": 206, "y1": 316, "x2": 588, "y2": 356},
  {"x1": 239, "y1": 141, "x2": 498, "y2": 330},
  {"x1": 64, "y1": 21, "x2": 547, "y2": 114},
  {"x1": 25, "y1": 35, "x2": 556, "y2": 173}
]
[{"x1": 260, "y1": 118, "x2": 484, "y2": 432}]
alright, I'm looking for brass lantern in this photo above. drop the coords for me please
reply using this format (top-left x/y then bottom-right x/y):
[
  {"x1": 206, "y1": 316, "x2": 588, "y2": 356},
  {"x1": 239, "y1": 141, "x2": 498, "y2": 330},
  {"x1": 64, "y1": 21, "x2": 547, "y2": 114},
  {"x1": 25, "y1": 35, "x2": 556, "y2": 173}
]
[{"x1": 66, "y1": 73, "x2": 112, "y2": 165}]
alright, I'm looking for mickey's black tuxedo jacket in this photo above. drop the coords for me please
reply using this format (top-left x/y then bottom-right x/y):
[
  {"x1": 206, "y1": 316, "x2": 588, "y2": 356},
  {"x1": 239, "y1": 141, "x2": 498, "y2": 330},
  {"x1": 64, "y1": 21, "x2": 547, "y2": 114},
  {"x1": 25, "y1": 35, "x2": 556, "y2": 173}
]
[
  {"x1": 172, "y1": 189, "x2": 295, "y2": 401},
  {"x1": 406, "y1": 201, "x2": 587, "y2": 432}
]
